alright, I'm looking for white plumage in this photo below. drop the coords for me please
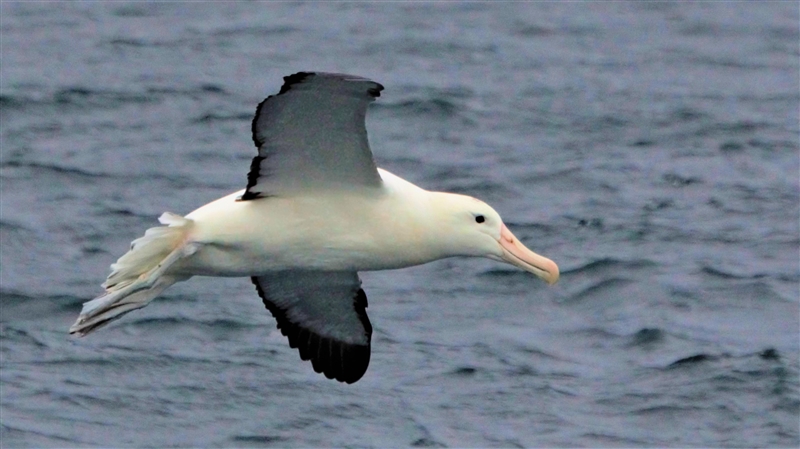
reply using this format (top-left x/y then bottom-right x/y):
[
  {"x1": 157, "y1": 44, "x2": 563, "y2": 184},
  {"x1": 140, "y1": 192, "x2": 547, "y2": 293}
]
[{"x1": 70, "y1": 72, "x2": 559, "y2": 384}]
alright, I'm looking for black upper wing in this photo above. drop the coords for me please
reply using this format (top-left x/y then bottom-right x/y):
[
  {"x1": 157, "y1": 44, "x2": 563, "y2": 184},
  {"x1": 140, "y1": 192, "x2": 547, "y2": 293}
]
[{"x1": 240, "y1": 72, "x2": 384, "y2": 200}]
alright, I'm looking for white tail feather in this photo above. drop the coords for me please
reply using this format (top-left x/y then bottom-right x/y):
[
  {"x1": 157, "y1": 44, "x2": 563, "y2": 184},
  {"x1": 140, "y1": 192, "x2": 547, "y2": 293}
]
[
  {"x1": 103, "y1": 212, "x2": 189, "y2": 290},
  {"x1": 70, "y1": 212, "x2": 195, "y2": 336}
]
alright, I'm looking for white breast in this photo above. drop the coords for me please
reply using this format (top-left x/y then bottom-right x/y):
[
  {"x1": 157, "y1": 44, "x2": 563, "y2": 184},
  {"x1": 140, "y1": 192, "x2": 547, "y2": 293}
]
[{"x1": 179, "y1": 169, "x2": 445, "y2": 276}]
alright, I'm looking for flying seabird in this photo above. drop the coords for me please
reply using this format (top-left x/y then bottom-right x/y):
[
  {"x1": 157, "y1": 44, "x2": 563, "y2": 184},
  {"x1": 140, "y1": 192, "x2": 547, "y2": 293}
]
[{"x1": 69, "y1": 72, "x2": 559, "y2": 384}]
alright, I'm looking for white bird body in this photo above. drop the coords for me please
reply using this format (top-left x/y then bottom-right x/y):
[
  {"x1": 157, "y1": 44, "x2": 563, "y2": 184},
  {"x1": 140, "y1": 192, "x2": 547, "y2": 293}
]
[
  {"x1": 183, "y1": 169, "x2": 463, "y2": 275},
  {"x1": 70, "y1": 72, "x2": 559, "y2": 384}
]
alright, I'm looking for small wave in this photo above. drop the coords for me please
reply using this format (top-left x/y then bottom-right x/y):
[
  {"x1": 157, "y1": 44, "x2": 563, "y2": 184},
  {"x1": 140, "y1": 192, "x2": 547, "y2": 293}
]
[
  {"x1": 519, "y1": 166, "x2": 583, "y2": 184},
  {"x1": 111, "y1": 3, "x2": 162, "y2": 17},
  {"x1": 53, "y1": 87, "x2": 156, "y2": 108},
  {"x1": 566, "y1": 278, "x2": 635, "y2": 303},
  {"x1": 691, "y1": 56, "x2": 773, "y2": 70},
  {"x1": 478, "y1": 268, "x2": 534, "y2": 279},
  {"x1": 678, "y1": 21, "x2": 748, "y2": 37},
  {"x1": 377, "y1": 85, "x2": 474, "y2": 118},
  {"x1": 630, "y1": 138, "x2": 657, "y2": 147},
  {"x1": 590, "y1": 114, "x2": 629, "y2": 129},
  {"x1": 642, "y1": 198, "x2": 675, "y2": 213},
  {"x1": 212, "y1": 25, "x2": 297, "y2": 38},
  {"x1": 759, "y1": 348, "x2": 780, "y2": 361},
  {"x1": 106, "y1": 38, "x2": 150, "y2": 47},
  {"x1": 5, "y1": 84, "x2": 228, "y2": 114},
  {"x1": 364, "y1": 38, "x2": 498, "y2": 60},
  {"x1": 146, "y1": 84, "x2": 227, "y2": 96},
  {"x1": 4, "y1": 159, "x2": 197, "y2": 189},
  {"x1": 436, "y1": 179, "x2": 507, "y2": 198},
  {"x1": 124, "y1": 316, "x2": 257, "y2": 333},
  {"x1": 0, "y1": 423, "x2": 81, "y2": 447},
  {"x1": 511, "y1": 22, "x2": 555, "y2": 38},
  {"x1": 580, "y1": 217, "x2": 606, "y2": 229},
  {"x1": 450, "y1": 366, "x2": 479, "y2": 376},
  {"x1": 626, "y1": 328, "x2": 665, "y2": 348},
  {"x1": 98, "y1": 208, "x2": 151, "y2": 218},
  {"x1": 577, "y1": 432, "x2": 650, "y2": 447},
  {"x1": 513, "y1": 342, "x2": 566, "y2": 362},
  {"x1": 669, "y1": 106, "x2": 710, "y2": 122},
  {"x1": 693, "y1": 120, "x2": 771, "y2": 137},
  {"x1": 700, "y1": 265, "x2": 768, "y2": 280},
  {"x1": 1, "y1": 327, "x2": 49, "y2": 349},
  {"x1": 561, "y1": 258, "x2": 657, "y2": 276},
  {"x1": 562, "y1": 326, "x2": 622, "y2": 342},
  {"x1": 0, "y1": 290, "x2": 84, "y2": 319},
  {"x1": 377, "y1": 98, "x2": 461, "y2": 119},
  {"x1": 103, "y1": 35, "x2": 194, "y2": 49},
  {"x1": 745, "y1": 138, "x2": 799, "y2": 153},
  {"x1": 667, "y1": 349, "x2": 787, "y2": 372},
  {"x1": 192, "y1": 112, "x2": 252, "y2": 123},
  {"x1": 0, "y1": 93, "x2": 28, "y2": 111},
  {"x1": 411, "y1": 437, "x2": 448, "y2": 448},
  {"x1": 633, "y1": 404, "x2": 705, "y2": 417},
  {"x1": 501, "y1": 222, "x2": 559, "y2": 237},
  {"x1": 668, "y1": 353, "x2": 716, "y2": 367},
  {"x1": 662, "y1": 173, "x2": 702, "y2": 187},
  {"x1": 0, "y1": 219, "x2": 32, "y2": 233},
  {"x1": 230, "y1": 435, "x2": 288, "y2": 445},
  {"x1": 507, "y1": 364, "x2": 539, "y2": 378},
  {"x1": 1, "y1": 159, "x2": 106, "y2": 179}
]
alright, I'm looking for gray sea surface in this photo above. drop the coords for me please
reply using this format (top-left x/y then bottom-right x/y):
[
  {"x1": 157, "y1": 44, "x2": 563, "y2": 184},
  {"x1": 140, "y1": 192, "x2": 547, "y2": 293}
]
[{"x1": 1, "y1": 2, "x2": 798, "y2": 447}]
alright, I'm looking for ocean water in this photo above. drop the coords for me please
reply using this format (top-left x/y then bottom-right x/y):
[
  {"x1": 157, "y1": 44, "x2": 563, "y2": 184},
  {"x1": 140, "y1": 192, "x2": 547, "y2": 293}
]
[{"x1": 1, "y1": 2, "x2": 798, "y2": 447}]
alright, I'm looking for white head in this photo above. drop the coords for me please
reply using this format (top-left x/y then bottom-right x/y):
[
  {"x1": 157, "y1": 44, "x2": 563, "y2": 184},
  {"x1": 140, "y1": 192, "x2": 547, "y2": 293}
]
[{"x1": 427, "y1": 192, "x2": 559, "y2": 285}]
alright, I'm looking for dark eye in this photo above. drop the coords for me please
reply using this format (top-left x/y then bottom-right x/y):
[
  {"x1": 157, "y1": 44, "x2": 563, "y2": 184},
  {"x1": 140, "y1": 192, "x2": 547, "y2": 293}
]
[{"x1": 475, "y1": 215, "x2": 485, "y2": 224}]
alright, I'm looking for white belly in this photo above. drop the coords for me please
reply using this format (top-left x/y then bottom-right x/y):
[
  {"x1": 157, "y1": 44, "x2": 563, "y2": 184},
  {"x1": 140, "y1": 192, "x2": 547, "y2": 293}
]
[{"x1": 176, "y1": 184, "x2": 441, "y2": 277}]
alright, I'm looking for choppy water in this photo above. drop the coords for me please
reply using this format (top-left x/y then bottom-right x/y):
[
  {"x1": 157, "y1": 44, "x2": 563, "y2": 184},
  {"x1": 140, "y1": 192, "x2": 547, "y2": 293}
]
[{"x1": 2, "y1": 2, "x2": 798, "y2": 447}]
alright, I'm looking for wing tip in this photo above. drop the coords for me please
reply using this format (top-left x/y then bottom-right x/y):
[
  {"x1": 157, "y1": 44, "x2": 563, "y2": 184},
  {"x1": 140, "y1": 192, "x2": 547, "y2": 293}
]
[
  {"x1": 249, "y1": 71, "x2": 383, "y2": 149},
  {"x1": 279, "y1": 71, "x2": 384, "y2": 98},
  {"x1": 280, "y1": 72, "x2": 314, "y2": 94},
  {"x1": 251, "y1": 276, "x2": 372, "y2": 384}
]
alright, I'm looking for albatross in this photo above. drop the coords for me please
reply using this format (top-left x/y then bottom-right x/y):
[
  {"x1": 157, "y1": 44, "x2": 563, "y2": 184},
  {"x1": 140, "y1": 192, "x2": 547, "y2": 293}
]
[{"x1": 69, "y1": 72, "x2": 559, "y2": 384}]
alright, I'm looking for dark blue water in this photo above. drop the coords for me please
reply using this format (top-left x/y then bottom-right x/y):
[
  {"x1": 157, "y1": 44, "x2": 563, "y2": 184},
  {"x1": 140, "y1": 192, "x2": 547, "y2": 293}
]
[{"x1": 2, "y1": 2, "x2": 798, "y2": 447}]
